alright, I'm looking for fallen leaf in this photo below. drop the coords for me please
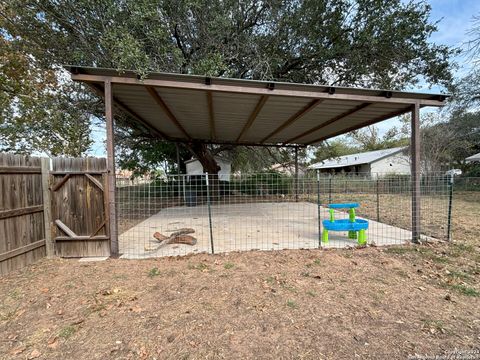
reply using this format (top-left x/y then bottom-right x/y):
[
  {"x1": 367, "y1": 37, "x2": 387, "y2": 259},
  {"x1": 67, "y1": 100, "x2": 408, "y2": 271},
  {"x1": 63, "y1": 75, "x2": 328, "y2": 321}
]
[
  {"x1": 10, "y1": 346, "x2": 26, "y2": 355},
  {"x1": 28, "y1": 349, "x2": 41, "y2": 359},
  {"x1": 48, "y1": 337, "x2": 59, "y2": 349},
  {"x1": 40, "y1": 288, "x2": 49, "y2": 293}
]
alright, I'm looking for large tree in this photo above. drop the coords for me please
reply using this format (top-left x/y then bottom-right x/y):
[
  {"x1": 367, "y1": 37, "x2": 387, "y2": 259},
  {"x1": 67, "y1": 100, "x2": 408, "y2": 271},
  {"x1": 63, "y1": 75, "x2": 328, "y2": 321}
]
[
  {"x1": 1, "y1": 0, "x2": 456, "y2": 172},
  {"x1": 0, "y1": 34, "x2": 94, "y2": 156}
]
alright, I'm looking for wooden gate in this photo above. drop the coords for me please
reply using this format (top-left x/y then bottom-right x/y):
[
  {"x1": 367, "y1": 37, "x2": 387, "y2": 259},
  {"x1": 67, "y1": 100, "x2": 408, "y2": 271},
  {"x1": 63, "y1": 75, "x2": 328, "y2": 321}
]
[{"x1": 50, "y1": 157, "x2": 110, "y2": 257}]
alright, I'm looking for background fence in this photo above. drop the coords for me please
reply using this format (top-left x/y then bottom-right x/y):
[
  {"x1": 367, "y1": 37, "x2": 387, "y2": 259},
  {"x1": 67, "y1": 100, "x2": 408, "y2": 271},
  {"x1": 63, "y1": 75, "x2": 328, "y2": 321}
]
[{"x1": 117, "y1": 171, "x2": 453, "y2": 258}]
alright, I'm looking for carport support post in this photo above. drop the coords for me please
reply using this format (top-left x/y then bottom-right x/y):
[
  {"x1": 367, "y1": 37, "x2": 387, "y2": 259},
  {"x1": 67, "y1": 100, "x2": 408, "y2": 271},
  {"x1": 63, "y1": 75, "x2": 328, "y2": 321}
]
[
  {"x1": 105, "y1": 79, "x2": 119, "y2": 256},
  {"x1": 411, "y1": 102, "x2": 421, "y2": 243},
  {"x1": 316, "y1": 170, "x2": 321, "y2": 248}
]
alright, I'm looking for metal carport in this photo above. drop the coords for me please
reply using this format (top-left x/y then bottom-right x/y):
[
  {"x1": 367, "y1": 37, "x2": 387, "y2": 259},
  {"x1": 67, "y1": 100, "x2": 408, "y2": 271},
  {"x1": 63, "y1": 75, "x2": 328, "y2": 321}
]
[{"x1": 65, "y1": 66, "x2": 448, "y2": 255}]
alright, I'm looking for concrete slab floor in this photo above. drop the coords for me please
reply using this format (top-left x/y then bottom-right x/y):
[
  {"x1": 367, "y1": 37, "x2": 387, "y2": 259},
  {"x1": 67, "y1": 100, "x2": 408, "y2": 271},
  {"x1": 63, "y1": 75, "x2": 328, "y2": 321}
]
[
  {"x1": 119, "y1": 202, "x2": 412, "y2": 259},
  {"x1": 78, "y1": 257, "x2": 109, "y2": 262}
]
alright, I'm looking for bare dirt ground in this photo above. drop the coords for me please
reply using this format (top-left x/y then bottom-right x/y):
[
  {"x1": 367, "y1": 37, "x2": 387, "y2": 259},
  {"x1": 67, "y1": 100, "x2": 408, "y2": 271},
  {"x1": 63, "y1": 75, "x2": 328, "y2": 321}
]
[{"x1": 0, "y1": 193, "x2": 479, "y2": 360}]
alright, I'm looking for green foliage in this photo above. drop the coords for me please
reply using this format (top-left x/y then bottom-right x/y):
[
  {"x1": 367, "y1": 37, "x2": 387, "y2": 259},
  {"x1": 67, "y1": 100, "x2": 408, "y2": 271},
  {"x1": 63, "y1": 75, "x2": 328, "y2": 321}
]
[
  {"x1": 148, "y1": 267, "x2": 161, "y2": 277},
  {"x1": 116, "y1": 138, "x2": 190, "y2": 177},
  {"x1": 349, "y1": 126, "x2": 409, "y2": 151},
  {"x1": 310, "y1": 139, "x2": 359, "y2": 164},
  {"x1": 223, "y1": 262, "x2": 235, "y2": 270},
  {"x1": 0, "y1": 37, "x2": 94, "y2": 156},
  {"x1": 58, "y1": 325, "x2": 76, "y2": 339},
  {"x1": 449, "y1": 284, "x2": 479, "y2": 297},
  {"x1": 1, "y1": 0, "x2": 456, "y2": 167},
  {"x1": 234, "y1": 172, "x2": 291, "y2": 195},
  {"x1": 286, "y1": 299, "x2": 297, "y2": 309}
]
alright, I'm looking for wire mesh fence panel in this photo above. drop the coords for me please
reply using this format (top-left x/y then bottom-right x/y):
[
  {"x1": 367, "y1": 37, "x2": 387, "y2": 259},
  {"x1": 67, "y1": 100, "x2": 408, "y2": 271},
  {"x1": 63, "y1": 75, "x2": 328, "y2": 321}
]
[
  {"x1": 116, "y1": 171, "x2": 451, "y2": 258},
  {"x1": 117, "y1": 174, "x2": 210, "y2": 258},
  {"x1": 208, "y1": 173, "x2": 320, "y2": 253}
]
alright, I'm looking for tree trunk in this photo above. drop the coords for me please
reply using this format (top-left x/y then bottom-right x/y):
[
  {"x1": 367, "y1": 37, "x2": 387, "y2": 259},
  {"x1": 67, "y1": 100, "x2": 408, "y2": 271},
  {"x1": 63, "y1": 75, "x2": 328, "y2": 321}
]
[{"x1": 186, "y1": 141, "x2": 221, "y2": 201}]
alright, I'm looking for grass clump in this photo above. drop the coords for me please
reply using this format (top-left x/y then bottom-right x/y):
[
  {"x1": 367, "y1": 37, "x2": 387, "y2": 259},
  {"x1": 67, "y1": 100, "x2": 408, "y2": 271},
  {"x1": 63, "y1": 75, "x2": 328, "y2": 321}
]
[
  {"x1": 450, "y1": 284, "x2": 479, "y2": 297},
  {"x1": 58, "y1": 325, "x2": 76, "y2": 339},
  {"x1": 148, "y1": 267, "x2": 161, "y2": 277},
  {"x1": 286, "y1": 300, "x2": 297, "y2": 309},
  {"x1": 188, "y1": 263, "x2": 210, "y2": 271},
  {"x1": 224, "y1": 262, "x2": 235, "y2": 270}
]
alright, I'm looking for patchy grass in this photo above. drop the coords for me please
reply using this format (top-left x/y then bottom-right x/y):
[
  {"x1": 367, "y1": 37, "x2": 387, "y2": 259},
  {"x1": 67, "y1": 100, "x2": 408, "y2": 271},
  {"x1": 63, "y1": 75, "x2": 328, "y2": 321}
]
[
  {"x1": 58, "y1": 326, "x2": 76, "y2": 339},
  {"x1": 0, "y1": 247, "x2": 478, "y2": 359},
  {"x1": 286, "y1": 299, "x2": 297, "y2": 309},
  {"x1": 448, "y1": 284, "x2": 480, "y2": 297},
  {"x1": 148, "y1": 267, "x2": 161, "y2": 277},
  {"x1": 223, "y1": 262, "x2": 235, "y2": 270}
]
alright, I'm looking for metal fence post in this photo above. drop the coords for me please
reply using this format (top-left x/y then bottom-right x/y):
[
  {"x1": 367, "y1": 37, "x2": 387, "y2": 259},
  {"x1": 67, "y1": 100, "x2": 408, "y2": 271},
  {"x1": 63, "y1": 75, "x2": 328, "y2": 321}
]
[
  {"x1": 205, "y1": 173, "x2": 215, "y2": 254},
  {"x1": 376, "y1": 177, "x2": 380, "y2": 222},
  {"x1": 317, "y1": 170, "x2": 321, "y2": 248},
  {"x1": 447, "y1": 174, "x2": 454, "y2": 241},
  {"x1": 328, "y1": 175, "x2": 332, "y2": 204}
]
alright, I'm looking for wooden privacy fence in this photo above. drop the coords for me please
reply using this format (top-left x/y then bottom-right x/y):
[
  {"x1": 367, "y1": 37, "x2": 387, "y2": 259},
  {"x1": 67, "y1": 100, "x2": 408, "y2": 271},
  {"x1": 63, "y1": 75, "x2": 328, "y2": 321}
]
[
  {"x1": 0, "y1": 153, "x2": 110, "y2": 275},
  {"x1": 0, "y1": 154, "x2": 48, "y2": 274}
]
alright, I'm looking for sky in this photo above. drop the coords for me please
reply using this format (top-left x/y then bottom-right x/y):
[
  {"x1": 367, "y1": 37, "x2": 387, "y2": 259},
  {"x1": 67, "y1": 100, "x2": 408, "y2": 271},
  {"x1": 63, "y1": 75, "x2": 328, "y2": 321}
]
[
  {"x1": 376, "y1": 0, "x2": 480, "y2": 134},
  {"x1": 87, "y1": 0, "x2": 480, "y2": 157}
]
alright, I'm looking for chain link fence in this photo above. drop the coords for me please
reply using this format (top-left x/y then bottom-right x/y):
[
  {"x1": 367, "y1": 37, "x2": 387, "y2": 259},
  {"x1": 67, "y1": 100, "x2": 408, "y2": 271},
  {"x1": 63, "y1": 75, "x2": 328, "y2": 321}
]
[{"x1": 116, "y1": 171, "x2": 453, "y2": 258}]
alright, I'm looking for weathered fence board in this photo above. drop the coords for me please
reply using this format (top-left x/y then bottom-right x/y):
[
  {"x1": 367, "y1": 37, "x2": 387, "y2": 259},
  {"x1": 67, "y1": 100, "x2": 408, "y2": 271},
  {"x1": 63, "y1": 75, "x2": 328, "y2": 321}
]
[
  {"x1": 0, "y1": 153, "x2": 46, "y2": 275},
  {"x1": 51, "y1": 157, "x2": 110, "y2": 257}
]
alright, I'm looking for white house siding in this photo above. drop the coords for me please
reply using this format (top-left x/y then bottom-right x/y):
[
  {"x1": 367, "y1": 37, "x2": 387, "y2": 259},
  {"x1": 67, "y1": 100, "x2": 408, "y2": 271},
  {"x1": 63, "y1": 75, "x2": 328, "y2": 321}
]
[
  {"x1": 185, "y1": 158, "x2": 232, "y2": 181},
  {"x1": 370, "y1": 153, "x2": 410, "y2": 176}
]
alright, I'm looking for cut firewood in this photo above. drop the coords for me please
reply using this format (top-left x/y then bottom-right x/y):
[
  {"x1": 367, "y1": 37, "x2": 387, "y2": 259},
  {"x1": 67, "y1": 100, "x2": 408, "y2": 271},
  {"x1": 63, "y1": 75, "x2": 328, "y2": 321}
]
[
  {"x1": 166, "y1": 235, "x2": 197, "y2": 246},
  {"x1": 170, "y1": 228, "x2": 195, "y2": 237},
  {"x1": 152, "y1": 228, "x2": 197, "y2": 248},
  {"x1": 153, "y1": 232, "x2": 169, "y2": 242}
]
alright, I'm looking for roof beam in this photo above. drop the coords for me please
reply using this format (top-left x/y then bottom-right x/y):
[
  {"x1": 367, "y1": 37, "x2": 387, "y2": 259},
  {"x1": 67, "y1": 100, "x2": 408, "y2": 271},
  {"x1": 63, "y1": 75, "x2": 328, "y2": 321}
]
[
  {"x1": 306, "y1": 106, "x2": 412, "y2": 145},
  {"x1": 284, "y1": 102, "x2": 373, "y2": 144},
  {"x1": 236, "y1": 95, "x2": 269, "y2": 142},
  {"x1": 88, "y1": 83, "x2": 169, "y2": 140},
  {"x1": 145, "y1": 86, "x2": 191, "y2": 140},
  {"x1": 260, "y1": 99, "x2": 323, "y2": 143},
  {"x1": 70, "y1": 74, "x2": 447, "y2": 107},
  {"x1": 206, "y1": 91, "x2": 216, "y2": 140}
]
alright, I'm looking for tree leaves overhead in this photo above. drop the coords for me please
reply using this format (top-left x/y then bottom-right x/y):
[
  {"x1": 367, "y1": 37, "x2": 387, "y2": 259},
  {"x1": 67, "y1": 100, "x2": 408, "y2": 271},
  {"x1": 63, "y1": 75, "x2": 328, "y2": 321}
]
[
  {"x1": 1, "y1": 0, "x2": 456, "y2": 168},
  {"x1": 2, "y1": 0, "x2": 455, "y2": 87},
  {"x1": 0, "y1": 35, "x2": 95, "y2": 156}
]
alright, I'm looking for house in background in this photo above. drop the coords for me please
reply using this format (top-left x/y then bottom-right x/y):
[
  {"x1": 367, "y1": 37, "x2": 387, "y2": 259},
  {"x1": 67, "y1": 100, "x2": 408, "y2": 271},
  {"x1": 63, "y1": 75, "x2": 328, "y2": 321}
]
[
  {"x1": 185, "y1": 156, "x2": 232, "y2": 181},
  {"x1": 309, "y1": 147, "x2": 410, "y2": 177}
]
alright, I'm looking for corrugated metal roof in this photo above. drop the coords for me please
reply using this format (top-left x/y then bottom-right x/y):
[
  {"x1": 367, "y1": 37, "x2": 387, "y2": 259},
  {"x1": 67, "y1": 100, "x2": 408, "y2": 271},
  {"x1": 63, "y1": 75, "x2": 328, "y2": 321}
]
[
  {"x1": 65, "y1": 66, "x2": 449, "y2": 146},
  {"x1": 309, "y1": 147, "x2": 406, "y2": 169},
  {"x1": 466, "y1": 152, "x2": 480, "y2": 163}
]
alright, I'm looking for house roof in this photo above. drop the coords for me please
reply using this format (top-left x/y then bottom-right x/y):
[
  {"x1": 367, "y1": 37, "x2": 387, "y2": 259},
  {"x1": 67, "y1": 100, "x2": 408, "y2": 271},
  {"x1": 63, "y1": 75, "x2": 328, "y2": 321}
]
[
  {"x1": 466, "y1": 152, "x2": 480, "y2": 163},
  {"x1": 309, "y1": 147, "x2": 406, "y2": 169},
  {"x1": 65, "y1": 66, "x2": 448, "y2": 147}
]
